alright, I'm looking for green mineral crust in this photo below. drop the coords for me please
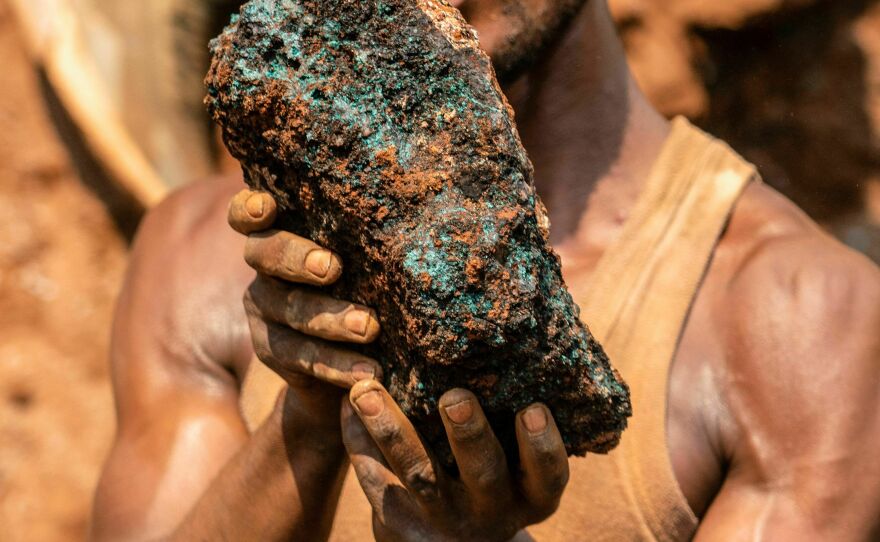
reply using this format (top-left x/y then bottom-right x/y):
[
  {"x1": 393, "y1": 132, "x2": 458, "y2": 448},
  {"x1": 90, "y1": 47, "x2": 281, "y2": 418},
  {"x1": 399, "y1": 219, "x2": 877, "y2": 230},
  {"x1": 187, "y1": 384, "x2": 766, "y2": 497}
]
[{"x1": 206, "y1": 0, "x2": 631, "y2": 464}]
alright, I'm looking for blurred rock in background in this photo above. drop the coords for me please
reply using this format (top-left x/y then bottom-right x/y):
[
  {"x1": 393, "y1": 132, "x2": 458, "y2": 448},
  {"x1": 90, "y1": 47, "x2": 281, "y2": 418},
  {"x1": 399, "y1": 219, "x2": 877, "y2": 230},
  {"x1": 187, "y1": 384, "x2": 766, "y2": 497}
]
[
  {"x1": 0, "y1": 1, "x2": 123, "y2": 540},
  {"x1": 613, "y1": 0, "x2": 880, "y2": 262}
]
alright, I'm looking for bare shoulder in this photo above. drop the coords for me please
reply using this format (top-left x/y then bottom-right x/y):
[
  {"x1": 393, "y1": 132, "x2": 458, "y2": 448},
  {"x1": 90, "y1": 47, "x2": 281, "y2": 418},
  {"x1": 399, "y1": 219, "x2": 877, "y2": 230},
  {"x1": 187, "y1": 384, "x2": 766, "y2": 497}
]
[
  {"x1": 721, "y1": 182, "x2": 880, "y2": 352},
  {"x1": 133, "y1": 175, "x2": 244, "y2": 256},
  {"x1": 709, "y1": 182, "x2": 880, "y2": 524},
  {"x1": 115, "y1": 175, "x2": 254, "y2": 384}
]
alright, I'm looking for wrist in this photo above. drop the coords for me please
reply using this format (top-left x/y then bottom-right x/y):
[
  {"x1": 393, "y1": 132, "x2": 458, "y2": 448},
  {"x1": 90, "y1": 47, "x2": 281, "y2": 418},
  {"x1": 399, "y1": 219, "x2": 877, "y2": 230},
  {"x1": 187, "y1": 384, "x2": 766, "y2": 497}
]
[{"x1": 280, "y1": 385, "x2": 346, "y2": 447}]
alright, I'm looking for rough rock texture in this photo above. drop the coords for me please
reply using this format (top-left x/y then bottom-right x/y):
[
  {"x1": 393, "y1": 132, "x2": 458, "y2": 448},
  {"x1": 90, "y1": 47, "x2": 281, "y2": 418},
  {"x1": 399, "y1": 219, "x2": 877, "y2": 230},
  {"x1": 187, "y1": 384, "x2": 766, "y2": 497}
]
[{"x1": 206, "y1": 0, "x2": 631, "y2": 463}]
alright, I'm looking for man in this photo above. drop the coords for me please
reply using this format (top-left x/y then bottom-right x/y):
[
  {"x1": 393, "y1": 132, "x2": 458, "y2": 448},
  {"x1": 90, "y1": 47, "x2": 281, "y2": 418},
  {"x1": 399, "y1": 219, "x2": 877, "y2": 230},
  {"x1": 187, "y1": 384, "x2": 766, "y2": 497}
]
[{"x1": 91, "y1": 0, "x2": 880, "y2": 540}]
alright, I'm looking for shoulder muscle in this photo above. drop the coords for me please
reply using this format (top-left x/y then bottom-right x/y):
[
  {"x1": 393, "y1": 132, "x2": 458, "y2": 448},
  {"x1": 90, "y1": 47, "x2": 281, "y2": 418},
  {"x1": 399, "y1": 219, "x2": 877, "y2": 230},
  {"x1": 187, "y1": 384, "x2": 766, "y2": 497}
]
[{"x1": 718, "y1": 217, "x2": 880, "y2": 536}]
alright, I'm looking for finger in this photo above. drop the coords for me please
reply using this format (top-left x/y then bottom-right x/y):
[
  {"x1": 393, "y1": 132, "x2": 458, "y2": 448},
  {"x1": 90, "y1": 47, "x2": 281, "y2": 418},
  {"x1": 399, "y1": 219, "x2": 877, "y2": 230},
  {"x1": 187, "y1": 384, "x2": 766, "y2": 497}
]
[
  {"x1": 342, "y1": 399, "x2": 424, "y2": 535},
  {"x1": 438, "y1": 389, "x2": 513, "y2": 509},
  {"x1": 341, "y1": 399, "x2": 401, "y2": 510},
  {"x1": 349, "y1": 380, "x2": 444, "y2": 507},
  {"x1": 245, "y1": 230, "x2": 342, "y2": 286},
  {"x1": 515, "y1": 404, "x2": 569, "y2": 517},
  {"x1": 228, "y1": 189, "x2": 277, "y2": 234},
  {"x1": 246, "y1": 276, "x2": 380, "y2": 344},
  {"x1": 247, "y1": 313, "x2": 381, "y2": 388}
]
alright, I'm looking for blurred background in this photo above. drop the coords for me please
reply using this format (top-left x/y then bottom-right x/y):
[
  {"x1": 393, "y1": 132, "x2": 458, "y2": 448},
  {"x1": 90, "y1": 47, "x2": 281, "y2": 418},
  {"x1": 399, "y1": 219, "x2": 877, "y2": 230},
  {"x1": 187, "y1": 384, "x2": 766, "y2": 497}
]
[{"x1": 1, "y1": 0, "x2": 879, "y2": 539}]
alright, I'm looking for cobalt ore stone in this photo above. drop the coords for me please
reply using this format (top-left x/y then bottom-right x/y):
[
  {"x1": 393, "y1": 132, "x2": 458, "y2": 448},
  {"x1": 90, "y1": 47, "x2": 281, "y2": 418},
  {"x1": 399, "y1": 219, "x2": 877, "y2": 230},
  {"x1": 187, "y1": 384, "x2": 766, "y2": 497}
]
[{"x1": 206, "y1": 0, "x2": 631, "y2": 464}]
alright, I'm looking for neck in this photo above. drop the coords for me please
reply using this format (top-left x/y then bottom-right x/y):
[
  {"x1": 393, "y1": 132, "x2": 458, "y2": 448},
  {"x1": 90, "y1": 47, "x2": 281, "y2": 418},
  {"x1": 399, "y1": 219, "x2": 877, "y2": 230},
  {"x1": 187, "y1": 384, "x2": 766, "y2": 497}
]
[{"x1": 504, "y1": 1, "x2": 669, "y2": 261}]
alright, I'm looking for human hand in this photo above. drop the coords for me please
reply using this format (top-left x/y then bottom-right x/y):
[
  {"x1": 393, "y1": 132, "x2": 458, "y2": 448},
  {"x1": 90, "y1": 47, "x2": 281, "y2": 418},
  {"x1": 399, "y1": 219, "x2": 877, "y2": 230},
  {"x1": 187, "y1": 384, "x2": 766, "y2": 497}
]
[
  {"x1": 228, "y1": 189, "x2": 383, "y2": 396},
  {"x1": 341, "y1": 380, "x2": 569, "y2": 542}
]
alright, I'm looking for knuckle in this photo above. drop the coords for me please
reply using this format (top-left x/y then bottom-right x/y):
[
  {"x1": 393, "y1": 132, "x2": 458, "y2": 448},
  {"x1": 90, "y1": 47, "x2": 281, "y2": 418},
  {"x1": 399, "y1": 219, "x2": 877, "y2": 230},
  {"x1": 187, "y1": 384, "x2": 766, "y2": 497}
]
[
  {"x1": 371, "y1": 416, "x2": 404, "y2": 445},
  {"x1": 402, "y1": 461, "x2": 439, "y2": 502},
  {"x1": 243, "y1": 305, "x2": 267, "y2": 343},
  {"x1": 283, "y1": 288, "x2": 308, "y2": 325},
  {"x1": 262, "y1": 328, "x2": 312, "y2": 375},
  {"x1": 290, "y1": 340, "x2": 319, "y2": 375},
  {"x1": 357, "y1": 462, "x2": 388, "y2": 492},
  {"x1": 545, "y1": 467, "x2": 570, "y2": 496},
  {"x1": 531, "y1": 434, "x2": 565, "y2": 464},
  {"x1": 243, "y1": 243, "x2": 267, "y2": 272},
  {"x1": 251, "y1": 336, "x2": 274, "y2": 365},
  {"x1": 532, "y1": 445, "x2": 557, "y2": 467},
  {"x1": 242, "y1": 286, "x2": 259, "y2": 314},
  {"x1": 530, "y1": 447, "x2": 568, "y2": 493},
  {"x1": 242, "y1": 295, "x2": 257, "y2": 317},
  {"x1": 472, "y1": 458, "x2": 506, "y2": 492},
  {"x1": 244, "y1": 278, "x2": 276, "y2": 318}
]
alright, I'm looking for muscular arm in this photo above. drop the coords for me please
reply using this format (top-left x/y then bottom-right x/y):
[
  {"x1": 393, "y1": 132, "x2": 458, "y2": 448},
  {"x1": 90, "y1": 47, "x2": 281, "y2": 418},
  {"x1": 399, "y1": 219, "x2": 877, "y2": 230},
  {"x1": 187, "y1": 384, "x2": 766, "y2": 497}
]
[
  {"x1": 90, "y1": 179, "x2": 348, "y2": 541},
  {"x1": 697, "y1": 233, "x2": 880, "y2": 540}
]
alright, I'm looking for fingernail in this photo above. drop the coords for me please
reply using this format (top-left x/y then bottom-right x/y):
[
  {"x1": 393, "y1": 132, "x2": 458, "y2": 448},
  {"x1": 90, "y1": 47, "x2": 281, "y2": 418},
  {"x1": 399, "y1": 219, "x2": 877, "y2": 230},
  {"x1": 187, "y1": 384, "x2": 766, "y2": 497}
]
[
  {"x1": 354, "y1": 390, "x2": 384, "y2": 417},
  {"x1": 245, "y1": 194, "x2": 265, "y2": 218},
  {"x1": 351, "y1": 363, "x2": 375, "y2": 381},
  {"x1": 443, "y1": 400, "x2": 473, "y2": 425},
  {"x1": 344, "y1": 310, "x2": 370, "y2": 336},
  {"x1": 523, "y1": 406, "x2": 547, "y2": 434},
  {"x1": 305, "y1": 249, "x2": 332, "y2": 278}
]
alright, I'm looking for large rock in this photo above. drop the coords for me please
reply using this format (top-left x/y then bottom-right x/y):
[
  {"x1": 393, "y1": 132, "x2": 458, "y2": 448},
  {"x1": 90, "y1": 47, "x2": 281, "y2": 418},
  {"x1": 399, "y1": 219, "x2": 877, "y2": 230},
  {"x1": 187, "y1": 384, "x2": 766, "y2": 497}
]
[{"x1": 206, "y1": 0, "x2": 631, "y2": 464}]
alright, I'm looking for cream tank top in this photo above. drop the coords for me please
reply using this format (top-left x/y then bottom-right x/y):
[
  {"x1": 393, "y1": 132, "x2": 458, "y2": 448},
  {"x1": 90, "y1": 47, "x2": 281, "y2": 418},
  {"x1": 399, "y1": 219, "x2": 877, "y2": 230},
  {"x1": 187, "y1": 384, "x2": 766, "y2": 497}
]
[{"x1": 238, "y1": 117, "x2": 757, "y2": 541}]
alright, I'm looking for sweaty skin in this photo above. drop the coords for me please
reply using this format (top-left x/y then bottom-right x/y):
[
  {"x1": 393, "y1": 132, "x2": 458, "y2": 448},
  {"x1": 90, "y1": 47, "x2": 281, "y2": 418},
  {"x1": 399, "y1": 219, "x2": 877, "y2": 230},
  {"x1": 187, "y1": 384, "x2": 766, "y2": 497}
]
[{"x1": 91, "y1": 1, "x2": 880, "y2": 540}]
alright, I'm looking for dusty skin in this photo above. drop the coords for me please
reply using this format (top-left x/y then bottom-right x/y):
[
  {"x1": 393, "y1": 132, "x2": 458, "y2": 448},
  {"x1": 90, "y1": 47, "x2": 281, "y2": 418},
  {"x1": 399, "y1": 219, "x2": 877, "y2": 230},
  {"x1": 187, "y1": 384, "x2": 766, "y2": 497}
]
[
  {"x1": 90, "y1": 1, "x2": 880, "y2": 541},
  {"x1": 1, "y1": 0, "x2": 878, "y2": 540},
  {"x1": 0, "y1": 0, "x2": 878, "y2": 541}
]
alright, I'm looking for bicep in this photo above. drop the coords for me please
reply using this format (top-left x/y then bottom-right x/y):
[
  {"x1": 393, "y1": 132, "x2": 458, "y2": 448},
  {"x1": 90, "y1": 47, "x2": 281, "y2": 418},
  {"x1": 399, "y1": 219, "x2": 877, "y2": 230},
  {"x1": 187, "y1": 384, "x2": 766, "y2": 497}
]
[{"x1": 706, "y1": 241, "x2": 880, "y2": 540}]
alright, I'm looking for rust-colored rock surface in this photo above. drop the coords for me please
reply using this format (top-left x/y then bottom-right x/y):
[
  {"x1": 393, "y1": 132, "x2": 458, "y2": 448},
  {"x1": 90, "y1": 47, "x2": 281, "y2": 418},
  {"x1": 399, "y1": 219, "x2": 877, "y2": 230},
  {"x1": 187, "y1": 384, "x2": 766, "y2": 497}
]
[{"x1": 206, "y1": 0, "x2": 631, "y2": 463}]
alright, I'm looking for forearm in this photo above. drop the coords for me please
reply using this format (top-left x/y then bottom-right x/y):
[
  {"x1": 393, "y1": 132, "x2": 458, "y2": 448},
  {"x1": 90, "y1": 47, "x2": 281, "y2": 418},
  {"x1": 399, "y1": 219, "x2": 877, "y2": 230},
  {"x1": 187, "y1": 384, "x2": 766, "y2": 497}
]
[{"x1": 171, "y1": 388, "x2": 349, "y2": 542}]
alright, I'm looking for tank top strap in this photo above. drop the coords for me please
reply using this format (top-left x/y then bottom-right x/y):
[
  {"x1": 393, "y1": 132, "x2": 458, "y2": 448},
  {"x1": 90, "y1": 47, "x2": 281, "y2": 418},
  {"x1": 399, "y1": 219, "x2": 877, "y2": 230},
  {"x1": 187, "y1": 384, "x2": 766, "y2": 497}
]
[{"x1": 569, "y1": 116, "x2": 757, "y2": 539}]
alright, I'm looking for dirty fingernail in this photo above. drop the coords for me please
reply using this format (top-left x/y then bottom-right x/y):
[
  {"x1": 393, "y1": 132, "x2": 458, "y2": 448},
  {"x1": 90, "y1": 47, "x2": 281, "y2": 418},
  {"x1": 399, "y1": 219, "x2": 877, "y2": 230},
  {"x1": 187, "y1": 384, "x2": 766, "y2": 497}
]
[
  {"x1": 344, "y1": 310, "x2": 371, "y2": 336},
  {"x1": 523, "y1": 406, "x2": 547, "y2": 434},
  {"x1": 444, "y1": 400, "x2": 474, "y2": 425},
  {"x1": 245, "y1": 194, "x2": 265, "y2": 218},
  {"x1": 351, "y1": 362, "x2": 375, "y2": 381},
  {"x1": 305, "y1": 249, "x2": 332, "y2": 278},
  {"x1": 354, "y1": 390, "x2": 384, "y2": 417}
]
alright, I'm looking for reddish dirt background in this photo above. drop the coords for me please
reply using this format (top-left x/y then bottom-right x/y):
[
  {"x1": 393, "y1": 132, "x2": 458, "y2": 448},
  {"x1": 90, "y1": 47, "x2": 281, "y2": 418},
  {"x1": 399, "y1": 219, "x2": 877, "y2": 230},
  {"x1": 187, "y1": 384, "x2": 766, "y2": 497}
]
[
  {"x1": 614, "y1": 0, "x2": 880, "y2": 261},
  {"x1": 0, "y1": 1, "x2": 125, "y2": 540},
  {"x1": 1, "y1": 0, "x2": 879, "y2": 540}
]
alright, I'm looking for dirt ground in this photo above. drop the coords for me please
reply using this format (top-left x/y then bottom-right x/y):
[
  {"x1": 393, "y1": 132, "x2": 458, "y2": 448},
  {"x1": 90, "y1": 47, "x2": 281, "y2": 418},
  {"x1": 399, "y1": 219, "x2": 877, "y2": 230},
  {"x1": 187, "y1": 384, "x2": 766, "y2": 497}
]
[
  {"x1": 1, "y1": 0, "x2": 879, "y2": 540},
  {"x1": 0, "y1": 1, "x2": 126, "y2": 540}
]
